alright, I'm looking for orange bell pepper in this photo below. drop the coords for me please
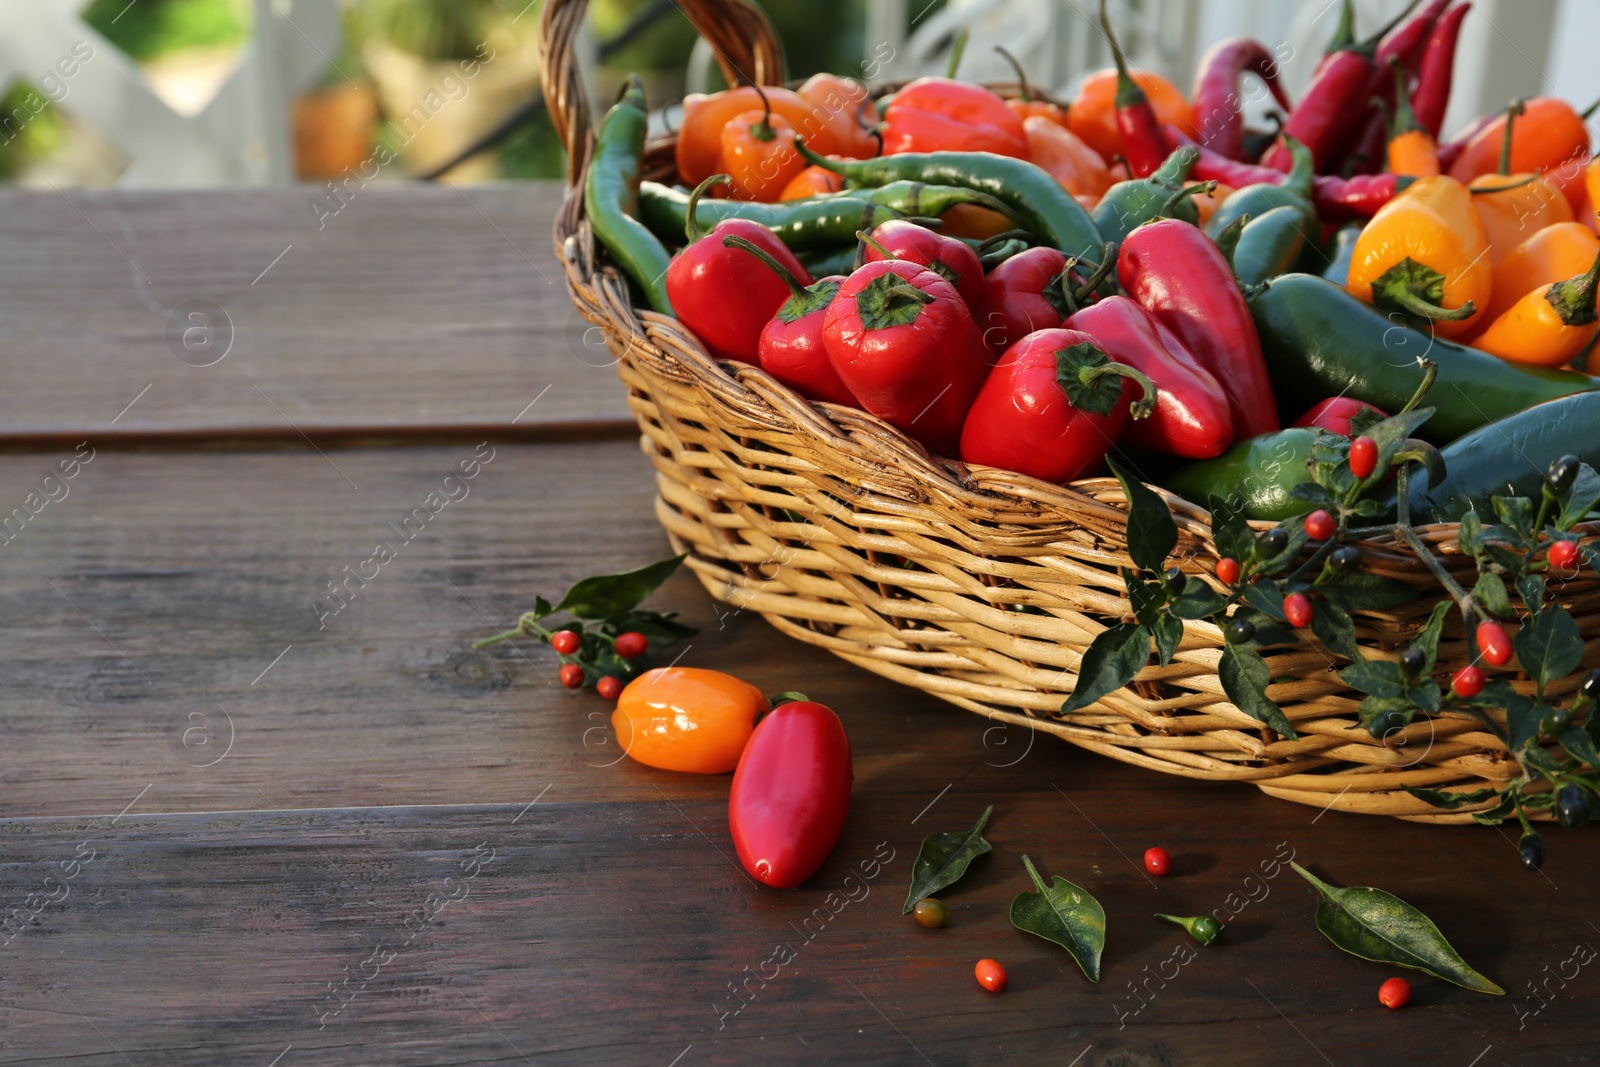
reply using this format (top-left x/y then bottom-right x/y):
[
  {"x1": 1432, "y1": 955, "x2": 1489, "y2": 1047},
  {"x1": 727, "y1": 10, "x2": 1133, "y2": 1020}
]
[
  {"x1": 797, "y1": 72, "x2": 880, "y2": 160},
  {"x1": 778, "y1": 165, "x2": 844, "y2": 201},
  {"x1": 995, "y1": 45, "x2": 1071, "y2": 130},
  {"x1": 1467, "y1": 103, "x2": 1574, "y2": 265},
  {"x1": 720, "y1": 107, "x2": 807, "y2": 202},
  {"x1": 1023, "y1": 115, "x2": 1111, "y2": 198},
  {"x1": 1473, "y1": 247, "x2": 1600, "y2": 367},
  {"x1": 676, "y1": 85, "x2": 841, "y2": 188},
  {"x1": 1069, "y1": 66, "x2": 1194, "y2": 164},
  {"x1": 1479, "y1": 221, "x2": 1600, "y2": 326},
  {"x1": 1446, "y1": 95, "x2": 1590, "y2": 202},
  {"x1": 1383, "y1": 60, "x2": 1438, "y2": 179},
  {"x1": 1346, "y1": 175, "x2": 1490, "y2": 339}
]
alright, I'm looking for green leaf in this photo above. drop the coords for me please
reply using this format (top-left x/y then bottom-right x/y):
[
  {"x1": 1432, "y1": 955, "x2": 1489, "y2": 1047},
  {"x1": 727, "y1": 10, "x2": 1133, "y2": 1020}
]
[
  {"x1": 1291, "y1": 862, "x2": 1504, "y2": 995},
  {"x1": 604, "y1": 610, "x2": 697, "y2": 645},
  {"x1": 1402, "y1": 785, "x2": 1500, "y2": 810},
  {"x1": 1473, "y1": 572, "x2": 1512, "y2": 620},
  {"x1": 1514, "y1": 604, "x2": 1583, "y2": 695},
  {"x1": 1340, "y1": 659, "x2": 1406, "y2": 699},
  {"x1": 1349, "y1": 405, "x2": 1386, "y2": 436},
  {"x1": 1506, "y1": 695, "x2": 1540, "y2": 752},
  {"x1": 1347, "y1": 497, "x2": 1391, "y2": 518},
  {"x1": 1560, "y1": 725, "x2": 1600, "y2": 770},
  {"x1": 1207, "y1": 493, "x2": 1254, "y2": 567},
  {"x1": 1492, "y1": 496, "x2": 1534, "y2": 542},
  {"x1": 1358, "y1": 694, "x2": 1414, "y2": 733},
  {"x1": 1233, "y1": 608, "x2": 1298, "y2": 648},
  {"x1": 1558, "y1": 463, "x2": 1600, "y2": 531},
  {"x1": 1243, "y1": 582, "x2": 1286, "y2": 621},
  {"x1": 1061, "y1": 623, "x2": 1150, "y2": 714},
  {"x1": 1108, "y1": 457, "x2": 1177, "y2": 574},
  {"x1": 1522, "y1": 790, "x2": 1556, "y2": 810},
  {"x1": 1363, "y1": 410, "x2": 1437, "y2": 482},
  {"x1": 1516, "y1": 574, "x2": 1548, "y2": 616},
  {"x1": 1320, "y1": 572, "x2": 1421, "y2": 612},
  {"x1": 1152, "y1": 613, "x2": 1183, "y2": 667},
  {"x1": 1408, "y1": 680, "x2": 1443, "y2": 714},
  {"x1": 1009, "y1": 855, "x2": 1106, "y2": 983},
  {"x1": 1289, "y1": 481, "x2": 1336, "y2": 510},
  {"x1": 532, "y1": 595, "x2": 554, "y2": 619},
  {"x1": 556, "y1": 554, "x2": 687, "y2": 619},
  {"x1": 1457, "y1": 510, "x2": 1484, "y2": 558},
  {"x1": 1471, "y1": 792, "x2": 1516, "y2": 824},
  {"x1": 1124, "y1": 568, "x2": 1166, "y2": 628},
  {"x1": 1255, "y1": 515, "x2": 1308, "y2": 575},
  {"x1": 902, "y1": 805, "x2": 994, "y2": 913},
  {"x1": 1587, "y1": 542, "x2": 1600, "y2": 580},
  {"x1": 1310, "y1": 600, "x2": 1362, "y2": 661},
  {"x1": 1169, "y1": 582, "x2": 1227, "y2": 620},
  {"x1": 1220, "y1": 645, "x2": 1298, "y2": 738},
  {"x1": 1411, "y1": 601, "x2": 1452, "y2": 674}
]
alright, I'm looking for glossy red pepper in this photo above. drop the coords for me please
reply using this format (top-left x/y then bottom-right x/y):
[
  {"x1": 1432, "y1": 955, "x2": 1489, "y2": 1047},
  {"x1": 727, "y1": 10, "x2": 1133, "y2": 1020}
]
[
  {"x1": 1436, "y1": 112, "x2": 1496, "y2": 173},
  {"x1": 1117, "y1": 219, "x2": 1279, "y2": 440},
  {"x1": 723, "y1": 235, "x2": 858, "y2": 406},
  {"x1": 666, "y1": 177, "x2": 813, "y2": 363},
  {"x1": 881, "y1": 77, "x2": 1028, "y2": 159},
  {"x1": 1100, "y1": 0, "x2": 1171, "y2": 177},
  {"x1": 959, "y1": 328, "x2": 1155, "y2": 483},
  {"x1": 1167, "y1": 125, "x2": 1408, "y2": 220},
  {"x1": 972, "y1": 246, "x2": 1104, "y2": 356},
  {"x1": 822, "y1": 259, "x2": 990, "y2": 456},
  {"x1": 1414, "y1": 3, "x2": 1470, "y2": 138},
  {"x1": 728, "y1": 699, "x2": 852, "y2": 888},
  {"x1": 862, "y1": 219, "x2": 986, "y2": 309},
  {"x1": 1065, "y1": 297, "x2": 1233, "y2": 458},
  {"x1": 1191, "y1": 38, "x2": 1294, "y2": 162},
  {"x1": 1292, "y1": 397, "x2": 1388, "y2": 437}
]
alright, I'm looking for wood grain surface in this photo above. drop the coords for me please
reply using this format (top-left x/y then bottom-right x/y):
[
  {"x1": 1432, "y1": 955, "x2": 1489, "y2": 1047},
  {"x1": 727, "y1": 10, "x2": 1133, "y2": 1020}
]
[{"x1": 1, "y1": 188, "x2": 1596, "y2": 1067}]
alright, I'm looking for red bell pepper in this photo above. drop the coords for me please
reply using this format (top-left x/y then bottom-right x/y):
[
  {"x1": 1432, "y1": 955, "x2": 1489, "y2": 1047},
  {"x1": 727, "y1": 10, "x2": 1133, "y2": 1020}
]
[
  {"x1": 1292, "y1": 397, "x2": 1389, "y2": 437},
  {"x1": 728, "y1": 699, "x2": 852, "y2": 888},
  {"x1": 862, "y1": 219, "x2": 986, "y2": 309},
  {"x1": 1117, "y1": 218, "x2": 1279, "y2": 440},
  {"x1": 1168, "y1": 125, "x2": 1409, "y2": 219},
  {"x1": 959, "y1": 328, "x2": 1155, "y2": 483},
  {"x1": 1066, "y1": 297, "x2": 1234, "y2": 459},
  {"x1": 822, "y1": 259, "x2": 990, "y2": 455},
  {"x1": 881, "y1": 77, "x2": 1029, "y2": 159},
  {"x1": 665, "y1": 176, "x2": 813, "y2": 363},
  {"x1": 1191, "y1": 38, "x2": 1294, "y2": 162},
  {"x1": 972, "y1": 246, "x2": 1109, "y2": 356},
  {"x1": 1100, "y1": 0, "x2": 1171, "y2": 177},
  {"x1": 1414, "y1": 3, "x2": 1470, "y2": 139},
  {"x1": 723, "y1": 235, "x2": 858, "y2": 407}
]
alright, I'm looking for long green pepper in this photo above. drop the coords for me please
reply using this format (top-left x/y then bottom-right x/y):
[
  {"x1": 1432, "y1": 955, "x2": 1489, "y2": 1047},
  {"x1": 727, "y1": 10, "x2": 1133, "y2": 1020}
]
[{"x1": 585, "y1": 76, "x2": 673, "y2": 315}]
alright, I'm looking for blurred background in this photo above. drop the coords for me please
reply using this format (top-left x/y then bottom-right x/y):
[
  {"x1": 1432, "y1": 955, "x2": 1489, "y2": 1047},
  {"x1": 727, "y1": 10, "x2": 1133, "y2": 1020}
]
[{"x1": 1, "y1": 0, "x2": 1595, "y2": 187}]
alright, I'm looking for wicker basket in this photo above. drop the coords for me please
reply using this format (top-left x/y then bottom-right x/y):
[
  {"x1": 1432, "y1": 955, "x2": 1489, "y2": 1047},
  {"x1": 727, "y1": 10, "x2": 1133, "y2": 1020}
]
[{"x1": 538, "y1": 0, "x2": 1600, "y2": 822}]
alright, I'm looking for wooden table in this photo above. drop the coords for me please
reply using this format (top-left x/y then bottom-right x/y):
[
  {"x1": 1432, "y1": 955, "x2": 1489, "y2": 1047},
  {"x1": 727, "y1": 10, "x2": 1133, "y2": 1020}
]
[{"x1": 2, "y1": 184, "x2": 1595, "y2": 1067}]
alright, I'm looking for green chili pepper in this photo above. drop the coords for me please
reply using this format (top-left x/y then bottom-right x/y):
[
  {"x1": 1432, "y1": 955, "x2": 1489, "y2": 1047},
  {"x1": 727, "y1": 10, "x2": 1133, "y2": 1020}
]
[
  {"x1": 1248, "y1": 273, "x2": 1600, "y2": 444},
  {"x1": 1092, "y1": 145, "x2": 1199, "y2": 252},
  {"x1": 1318, "y1": 222, "x2": 1364, "y2": 286},
  {"x1": 1156, "y1": 913, "x2": 1221, "y2": 946},
  {"x1": 585, "y1": 75, "x2": 674, "y2": 314},
  {"x1": 795, "y1": 140, "x2": 1106, "y2": 265},
  {"x1": 1161, "y1": 428, "x2": 1319, "y2": 520},
  {"x1": 1207, "y1": 135, "x2": 1318, "y2": 238},
  {"x1": 1233, "y1": 205, "x2": 1311, "y2": 288},
  {"x1": 796, "y1": 244, "x2": 859, "y2": 278}
]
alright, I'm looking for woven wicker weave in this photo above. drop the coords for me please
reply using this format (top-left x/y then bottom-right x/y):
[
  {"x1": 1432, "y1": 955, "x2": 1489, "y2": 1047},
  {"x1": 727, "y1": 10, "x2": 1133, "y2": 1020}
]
[{"x1": 539, "y1": 0, "x2": 1600, "y2": 822}]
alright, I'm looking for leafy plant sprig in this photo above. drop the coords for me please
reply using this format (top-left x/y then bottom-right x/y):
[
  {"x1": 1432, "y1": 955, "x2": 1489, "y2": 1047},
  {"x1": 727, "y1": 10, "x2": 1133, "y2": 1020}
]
[{"x1": 475, "y1": 555, "x2": 696, "y2": 689}]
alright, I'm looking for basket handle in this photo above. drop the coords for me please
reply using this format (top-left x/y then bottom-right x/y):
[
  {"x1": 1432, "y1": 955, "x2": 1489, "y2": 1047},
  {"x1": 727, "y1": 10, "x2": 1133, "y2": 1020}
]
[{"x1": 538, "y1": 0, "x2": 787, "y2": 186}]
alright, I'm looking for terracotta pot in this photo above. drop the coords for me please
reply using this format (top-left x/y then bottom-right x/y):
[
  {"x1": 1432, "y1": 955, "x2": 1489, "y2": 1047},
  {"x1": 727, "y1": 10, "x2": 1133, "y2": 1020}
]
[{"x1": 293, "y1": 82, "x2": 379, "y2": 180}]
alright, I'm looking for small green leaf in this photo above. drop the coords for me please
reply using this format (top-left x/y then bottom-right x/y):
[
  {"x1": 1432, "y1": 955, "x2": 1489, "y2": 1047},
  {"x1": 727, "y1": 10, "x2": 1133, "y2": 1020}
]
[
  {"x1": 1289, "y1": 481, "x2": 1336, "y2": 510},
  {"x1": 1506, "y1": 695, "x2": 1540, "y2": 752},
  {"x1": 1291, "y1": 862, "x2": 1504, "y2": 995},
  {"x1": 1402, "y1": 785, "x2": 1500, "y2": 810},
  {"x1": 532, "y1": 595, "x2": 554, "y2": 619},
  {"x1": 1340, "y1": 659, "x2": 1406, "y2": 699},
  {"x1": 1358, "y1": 694, "x2": 1414, "y2": 732},
  {"x1": 1108, "y1": 457, "x2": 1178, "y2": 574},
  {"x1": 1560, "y1": 725, "x2": 1600, "y2": 770},
  {"x1": 1061, "y1": 623, "x2": 1151, "y2": 714},
  {"x1": 1152, "y1": 613, "x2": 1183, "y2": 667},
  {"x1": 1473, "y1": 572, "x2": 1512, "y2": 620},
  {"x1": 1363, "y1": 410, "x2": 1437, "y2": 483},
  {"x1": 902, "y1": 805, "x2": 994, "y2": 913},
  {"x1": 1124, "y1": 568, "x2": 1166, "y2": 628},
  {"x1": 1558, "y1": 463, "x2": 1600, "y2": 531},
  {"x1": 1233, "y1": 608, "x2": 1298, "y2": 648},
  {"x1": 1516, "y1": 574, "x2": 1548, "y2": 616},
  {"x1": 1411, "y1": 601, "x2": 1452, "y2": 674},
  {"x1": 556, "y1": 554, "x2": 687, "y2": 619},
  {"x1": 1310, "y1": 600, "x2": 1362, "y2": 661},
  {"x1": 1243, "y1": 582, "x2": 1286, "y2": 621},
  {"x1": 1457, "y1": 510, "x2": 1484, "y2": 558},
  {"x1": 1408, "y1": 680, "x2": 1443, "y2": 714},
  {"x1": 1010, "y1": 855, "x2": 1106, "y2": 983},
  {"x1": 1514, "y1": 604, "x2": 1583, "y2": 694},
  {"x1": 1320, "y1": 572, "x2": 1421, "y2": 612},
  {"x1": 1207, "y1": 493, "x2": 1254, "y2": 567},
  {"x1": 604, "y1": 610, "x2": 697, "y2": 645},
  {"x1": 1220, "y1": 645, "x2": 1297, "y2": 738},
  {"x1": 1348, "y1": 405, "x2": 1386, "y2": 436},
  {"x1": 1471, "y1": 793, "x2": 1516, "y2": 824},
  {"x1": 1169, "y1": 582, "x2": 1227, "y2": 619},
  {"x1": 1492, "y1": 496, "x2": 1534, "y2": 542}
]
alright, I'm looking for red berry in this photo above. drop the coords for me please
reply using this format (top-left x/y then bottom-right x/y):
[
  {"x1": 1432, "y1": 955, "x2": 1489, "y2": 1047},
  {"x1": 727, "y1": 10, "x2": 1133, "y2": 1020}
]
[
  {"x1": 1284, "y1": 592, "x2": 1313, "y2": 629},
  {"x1": 1550, "y1": 540, "x2": 1580, "y2": 570},
  {"x1": 1349, "y1": 436, "x2": 1378, "y2": 479},
  {"x1": 551, "y1": 630, "x2": 581, "y2": 655},
  {"x1": 974, "y1": 958, "x2": 1008, "y2": 993},
  {"x1": 1144, "y1": 846, "x2": 1171, "y2": 877},
  {"x1": 560, "y1": 663, "x2": 584, "y2": 689},
  {"x1": 614, "y1": 631, "x2": 648, "y2": 659},
  {"x1": 1216, "y1": 557, "x2": 1241, "y2": 585},
  {"x1": 1477, "y1": 620, "x2": 1513, "y2": 666},
  {"x1": 1305, "y1": 509, "x2": 1336, "y2": 541},
  {"x1": 1377, "y1": 976, "x2": 1411, "y2": 1010},
  {"x1": 596, "y1": 675, "x2": 622, "y2": 700},
  {"x1": 1452, "y1": 664, "x2": 1485, "y2": 698}
]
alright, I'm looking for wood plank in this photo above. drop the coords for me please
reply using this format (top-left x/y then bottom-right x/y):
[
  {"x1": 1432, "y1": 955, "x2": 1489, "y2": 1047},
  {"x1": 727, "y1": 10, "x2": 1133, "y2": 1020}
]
[{"x1": 0, "y1": 185, "x2": 633, "y2": 442}]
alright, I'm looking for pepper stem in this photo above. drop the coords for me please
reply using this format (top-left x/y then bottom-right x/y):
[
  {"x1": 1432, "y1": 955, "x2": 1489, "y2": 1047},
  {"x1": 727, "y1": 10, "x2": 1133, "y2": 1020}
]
[
  {"x1": 1056, "y1": 257, "x2": 1082, "y2": 317},
  {"x1": 1470, "y1": 173, "x2": 1540, "y2": 195},
  {"x1": 1157, "y1": 180, "x2": 1219, "y2": 219},
  {"x1": 722, "y1": 234, "x2": 807, "y2": 300},
  {"x1": 1082, "y1": 361, "x2": 1159, "y2": 420},
  {"x1": 1212, "y1": 213, "x2": 1249, "y2": 267},
  {"x1": 1281, "y1": 134, "x2": 1316, "y2": 197},
  {"x1": 1099, "y1": 0, "x2": 1148, "y2": 108},
  {"x1": 1370, "y1": 257, "x2": 1478, "y2": 323},
  {"x1": 1583, "y1": 94, "x2": 1600, "y2": 122},
  {"x1": 1499, "y1": 98, "x2": 1526, "y2": 177},
  {"x1": 1386, "y1": 286, "x2": 1477, "y2": 322},
  {"x1": 855, "y1": 227, "x2": 900, "y2": 261},
  {"x1": 1384, "y1": 57, "x2": 1424, "y2": 140},
  {"x1": 684, "y1": 174, "x2": 731, "y2": 243},
  {"x1": 1398, "y1": 358, "x2": 1439, "y2": 415},
  {"x1": 994, "y1": 45, "x2": 1034, "y2": 102},
  {"x1": 1327, "y1": 0, "x2": 1356, "y2": 55},
  {"x1": 1544, "y1": 245, "x2": 1600, "y2": 327},
  {"x1": 945, "y1": 27, "x2": 969, "y2": 80},
  {"x1": 1358, "y1": 0, "x2": 1423, "y2": 55},
  {"x1": 751, "y1": 83, "x2": 777, "y2": 143},
  {"x1": 1072, "y1": 242, "x2": 1118, "y2": 301}
]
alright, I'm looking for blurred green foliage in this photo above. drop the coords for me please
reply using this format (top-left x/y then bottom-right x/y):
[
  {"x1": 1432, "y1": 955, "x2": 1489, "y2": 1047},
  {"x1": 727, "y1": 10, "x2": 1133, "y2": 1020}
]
[
  {"x1": 0, "y1": 83, "x2": 66, "y2": 179},
  {"x1": 82, "y1": 0, "x2": 251, "y2": 61}
]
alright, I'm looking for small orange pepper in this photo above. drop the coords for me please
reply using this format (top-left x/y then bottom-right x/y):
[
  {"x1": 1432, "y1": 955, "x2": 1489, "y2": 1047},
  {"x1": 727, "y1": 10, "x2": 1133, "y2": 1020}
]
[
  {"x1": 1473, "y1": 246, "x2": 1600, "y2": 367},
  {"x1": 938, "y1": 203, "x2": 1016, "y2": 241},
  {"x1": 995, "y1": 45, "x2": 1071, "y2": 130},
  {"x1": 1023, "y1": 115, "x2": 1111, "y2": 198},
  {"x1": 1464, "y1": 102, "x2": 1574, "y2": 265},
  {"x1": 797, "y1": 72, "x2": 880, "y2": 160},
  {"x1": 1382, "y1": 60, "x2": 1438, "y2": 179},
  {"x1": 612, "y1": 667, "x2": 768, "y2": 774},
  {"x1": 676, "y1": 85, "x2": 841, "y2": 188},
  {"x1": 1479, "y1": 221, "x2": 1600, "y2": 326},
  {"x1": 779, "y1": 165, "x2": 844, "y2": 201},
  {"x1": 720, "y1": 104, "x2": 807, "y2": 202},
  {"x1": 1578, "y1": 156, "x2": 1600, "y2": 233},
  {"x1": 1069, "y1": 67, "x2": 1194, "y2": 164},
  {"x1": 1346, "y1": 175, "x2": 1491, "y2": 339},
  {"x1": 1447, "y1": 95, "x2": 1591, "y2": 194}
]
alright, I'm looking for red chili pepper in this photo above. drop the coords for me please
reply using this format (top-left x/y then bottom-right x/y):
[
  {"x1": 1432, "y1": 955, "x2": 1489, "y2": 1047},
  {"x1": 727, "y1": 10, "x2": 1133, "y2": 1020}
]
[
  {"x1": 881, "y1": 76, "x2": 1029, "y2": 159},
  {"x1": 728, "y1": 699, "x2": 852, "y2": 888},
  {"x1": 1216, "y1": 558, "x2": 1240, "y2": 585},
  {"x1": 1284, "y1": 592, "x2": 1314, "y2": 628},
  {"x1": 862, "y1": 219, "x2": 986, "y2": 309},
  {"x1": 1349, "y1": 436, "x2": 1379, "y2": 479},
  {"x1": 959, "y1": 328, "x2": 1156, "y2": 483},
  {"x1": 1100, "y1": 0, "x2": 1172, "y2": 177},
  {"x1": 1117, "y1": 219, "x2": 1279, "y2": 440},
  {"x1": 1550, "y1": 539, "x2": 1580, "y2": 570},
  {"x1": 1477, "y1": 620, "x2": 1513, "y2": 666},
  {"x1": 666, "y1": 176, "x2": 813, "y2": 363},
  {"x1": 1065, "y1": 297, "x2": 1233, "y2": 459},
  {"x1": 1305, "y1": 509, "x2": 1336, "y2": 541},
  {"x1": 1334, "y1": 1, "x2": 1447, "y2": 176},
  {"x1": 1414, "y1": 3, "x2": 1470, "y2": 139},
  {"x1": 1167, "y1": 125, "x2": 1409, "y2": 220},
  {"x1": 1191, "y1": 38, "x2": 1294, "y2": 162},
  {"x1": 1292, "y1": 397, "x2": 1388, "y2": 437},
  {"x1": 1436, "y1": 112, "x2": 1496, "y2": 173},
  {"x1": 1452, "y1": 664, "x2": 1485, "y2": 697},
  {"x1": 972, "y1": 246, "x2": 1110, "y2": 356},
  {"x1": 723, "y1": 235, "x2": 859, "y2": 407},
  {"x1": 823, "y1": 259, "x2": 990, "y2": 455}
]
